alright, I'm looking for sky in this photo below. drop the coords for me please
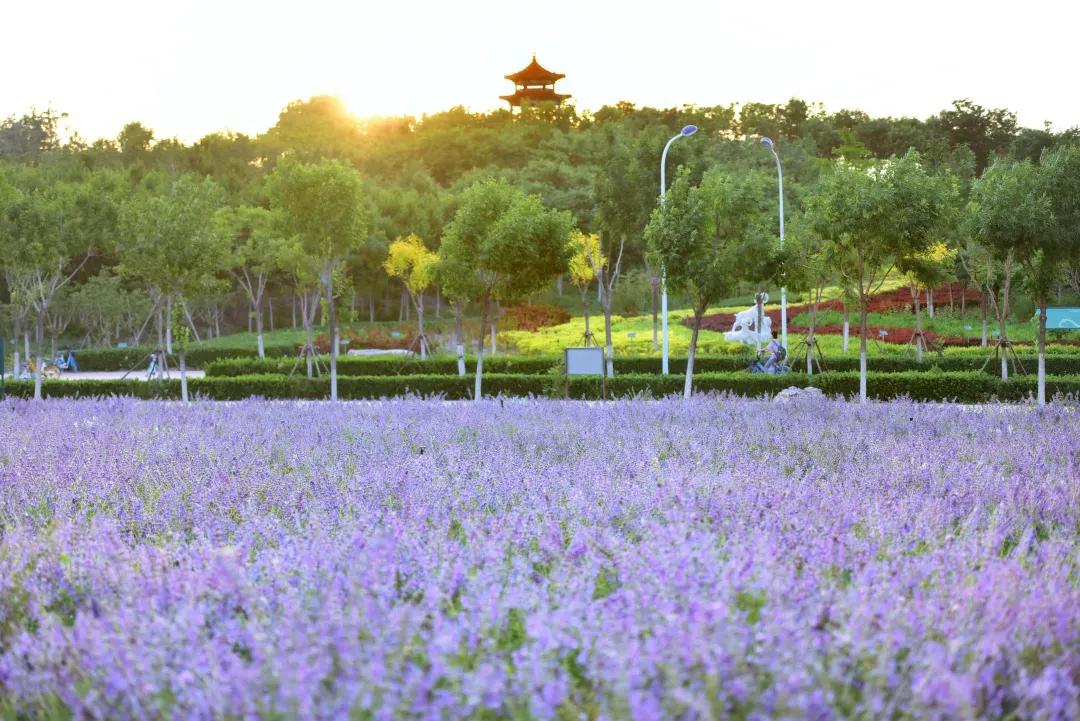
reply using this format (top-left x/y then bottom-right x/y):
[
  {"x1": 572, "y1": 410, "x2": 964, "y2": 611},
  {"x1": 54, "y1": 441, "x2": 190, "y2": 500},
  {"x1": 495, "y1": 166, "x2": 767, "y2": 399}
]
[{"x1": 3, "y1": 0, "x2": 1078, "y2": 143}]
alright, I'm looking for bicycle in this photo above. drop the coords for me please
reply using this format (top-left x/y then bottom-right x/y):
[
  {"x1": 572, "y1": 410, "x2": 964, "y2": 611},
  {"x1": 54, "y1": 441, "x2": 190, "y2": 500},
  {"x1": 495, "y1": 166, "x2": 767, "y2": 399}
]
[{"x1": 53, "y1": 349, "x2": 79, "y2": 373}]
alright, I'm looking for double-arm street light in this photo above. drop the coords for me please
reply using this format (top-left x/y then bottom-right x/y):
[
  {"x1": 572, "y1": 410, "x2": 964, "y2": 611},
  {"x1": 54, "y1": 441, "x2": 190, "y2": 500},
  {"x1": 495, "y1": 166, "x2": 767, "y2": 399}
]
[
  {"x1": 659, "y1": 124, "x2": 698, "y2": 375},
  {"x1": 760, "y1": 136, "x2": 787, "y2": 350}
]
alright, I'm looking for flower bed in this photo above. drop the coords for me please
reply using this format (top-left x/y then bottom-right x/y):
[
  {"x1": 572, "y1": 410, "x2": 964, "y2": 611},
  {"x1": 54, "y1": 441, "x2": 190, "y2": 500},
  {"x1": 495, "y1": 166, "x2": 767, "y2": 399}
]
[{"x1": 1, "y1": 398, "x2": 1078, "y2": 719}]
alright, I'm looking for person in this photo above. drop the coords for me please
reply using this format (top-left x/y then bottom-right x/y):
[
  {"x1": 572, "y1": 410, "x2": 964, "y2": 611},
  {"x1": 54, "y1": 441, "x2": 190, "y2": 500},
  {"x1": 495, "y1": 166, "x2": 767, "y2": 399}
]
[{"x1": 762, "y1": 331, "x2": 785, "y2": 372}]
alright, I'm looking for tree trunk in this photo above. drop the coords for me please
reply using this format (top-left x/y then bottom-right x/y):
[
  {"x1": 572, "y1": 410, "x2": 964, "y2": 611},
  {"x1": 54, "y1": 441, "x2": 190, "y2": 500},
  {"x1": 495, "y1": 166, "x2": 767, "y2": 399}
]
[
  {"x1": 980, "y1": 290, "x2": 988, "y2": 347},
  {"x1": 644, "y1": 255, "x2": 660, "y2": 352},
  {"x1": 1038, "y1": 300, "x2": 1047, "y2": 406},
  {"x1": 292, "y1": 293, "x2": 297, "y2": 329},
  {"x1": 683, "y1": 305, "x2": 704, "y2": 399},
  {"x1": 927, "y1": 288, "x2": 934, "y2": 318},
  {"x1": 601, "y1": 282, "x2": 614, "y2": 378},
  {"x1": 34, "y1": 311, "x2": 44, "y2": 401},
  {"x1": 807, "y1": 284, "x2": 821, "y2": 376},
  {"x1": 998, "y1": 264, "x2": 1011, "y2": 382},
  {"x1": 455, "y1": 302, "x2": 466, "y2": 376},
  {"x1": 581, "y1": 287, "x2": 591, "y2": 344},
  {"x1": 948, "y1": 283, "x2": 954, "y2": 313},
  {"x1": 912, "y1": 286, "x2": 924, "y2": 363},
  {"x1": 165, "y1": 296, "x2": 173, "y2": 355},
  {"x1": 859, "y1": 296, "x2": 869, "y2": 404},
  {"x1": 256, "y1": 303, "x2": 265, "y2": 359},
  {"x1": 842, "y1": 304, "x2": 850, "y2": 353},
  {"x1": 556, "y1": 274, "x2": 563, "y2": 296},
  {"x1": 302, "y1": 293, "x2": 314, "y2": 378},
  {"x1": 435, "y1": 287, "x2": 441, "y2": 319},
  {"x1": 475, "y1": 295, "x2": 490, "y2": 401},
  {"x1": 416, "y1": 292, "x2": 427, "y2": 360},
  {"x1": 369, "y1": 290, "x2": 375, "y2": 324},
  {"x1": 179, "y1": 349, "x2": 189, "y2": 404},
  {"x1": 268, "y1": 294, "x2": 274, "y2": 331},
  {"x1": 12, "y1": 312, "x2": 21, "y2": 377},
  {"x1": 323, "y1": 272, "x2": 338, "y2": 401}
]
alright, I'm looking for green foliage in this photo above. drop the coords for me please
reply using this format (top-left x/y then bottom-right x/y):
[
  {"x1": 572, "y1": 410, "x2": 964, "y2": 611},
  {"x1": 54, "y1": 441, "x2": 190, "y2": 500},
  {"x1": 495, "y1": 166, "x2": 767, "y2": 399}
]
[
  {"x1": 437, "y1": 178, "x2": 573, "y2": 305},
  {"x1": 9, "y1": 370, "x2": 1080, "y2": 402}
]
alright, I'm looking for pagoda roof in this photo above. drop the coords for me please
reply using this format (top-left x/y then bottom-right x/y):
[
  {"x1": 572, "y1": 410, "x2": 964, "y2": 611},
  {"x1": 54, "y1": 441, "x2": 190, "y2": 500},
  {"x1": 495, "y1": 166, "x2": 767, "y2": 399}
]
[
  {"x1": 505, "y1": 55, "x2": 565, "y2": 84},
  {"x1": 500, "y1": 88, "x2": 571, "y2": 106}
]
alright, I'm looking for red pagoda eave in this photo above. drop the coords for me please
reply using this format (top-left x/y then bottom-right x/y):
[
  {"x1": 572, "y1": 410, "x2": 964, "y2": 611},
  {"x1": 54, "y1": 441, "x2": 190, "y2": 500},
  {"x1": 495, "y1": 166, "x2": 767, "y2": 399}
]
[
  {"x1": 501, "y1": 90, "x2": 571, "y2": 106},
  {"x1": 505, "y1": 55, "x2": 565, "y2": 84}
]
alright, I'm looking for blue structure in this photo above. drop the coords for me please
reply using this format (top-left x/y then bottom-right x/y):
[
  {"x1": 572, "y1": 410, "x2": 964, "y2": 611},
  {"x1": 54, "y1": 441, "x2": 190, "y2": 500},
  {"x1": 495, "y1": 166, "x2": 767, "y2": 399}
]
[{"x1": 1046, "y1": 308, "x2": 1080, "y2": 329}]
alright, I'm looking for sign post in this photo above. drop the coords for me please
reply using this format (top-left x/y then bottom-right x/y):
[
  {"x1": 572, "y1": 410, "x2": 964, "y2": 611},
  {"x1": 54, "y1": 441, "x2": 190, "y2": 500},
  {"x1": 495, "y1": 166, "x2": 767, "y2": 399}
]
[{"x1": 564, "y1": 347, "x2": 606, "y2": 400}]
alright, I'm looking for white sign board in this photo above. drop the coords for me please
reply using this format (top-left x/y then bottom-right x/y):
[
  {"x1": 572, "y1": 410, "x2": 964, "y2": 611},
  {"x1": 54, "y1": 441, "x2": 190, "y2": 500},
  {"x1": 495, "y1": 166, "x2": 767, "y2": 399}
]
[{"x1": 565, "y1": 347, "x2": 605, "y2": 376}]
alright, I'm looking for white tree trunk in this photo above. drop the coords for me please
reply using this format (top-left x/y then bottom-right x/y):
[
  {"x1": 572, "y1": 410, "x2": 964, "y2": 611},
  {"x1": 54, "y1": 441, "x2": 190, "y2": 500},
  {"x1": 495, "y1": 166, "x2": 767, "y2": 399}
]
[
  {"x1": 179, "y1": 350, "x2": 189, "y2": 404},
  {"x1": 165, "y1": 296, "x2": 173, "y2": 355},
  {"x1": 859, "y1": 298, "x2": 868, "y2": 404},
  {"x1": 842, "y1": 305, "x2": 850, "y2": 353}
]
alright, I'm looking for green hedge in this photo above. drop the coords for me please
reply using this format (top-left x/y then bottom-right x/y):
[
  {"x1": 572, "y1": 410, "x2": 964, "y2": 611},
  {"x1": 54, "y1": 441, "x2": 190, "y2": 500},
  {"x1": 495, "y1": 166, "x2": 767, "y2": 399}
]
[
  {"x1": 5, "y1": 371, "x2": 1080, "y2": 403},
  {"x1": 204, "y1": 355, "x2": 562, "y2": 378},
  {"x1": 204, "y1": 353, "x2": 1080, "y2": 378},
  {"x1": 71, "y1": 344, "x2": 297, "y2": 372}
]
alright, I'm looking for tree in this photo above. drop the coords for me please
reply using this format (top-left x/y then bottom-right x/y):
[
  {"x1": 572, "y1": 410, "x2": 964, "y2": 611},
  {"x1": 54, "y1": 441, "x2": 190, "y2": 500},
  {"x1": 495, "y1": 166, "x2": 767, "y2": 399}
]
[
  {"x1": 969, "y1": 160, "x2": 1054, "y2": 385},
  {"x1": 1, "y1": 172, "x2": 115, "y2": 398},
  {"x1": 1014, "y1": 144, "x2": 1079, "y2": 401},
  {"x1": 806, "y1": 153, "x2": 952, "y2": 402},
  {"x1": 437, "y1": 178, "x2": 572, "y2": 400},
  {"x1": 383, "y1": 234, "x2": 437, "y2": 359},
  {"x1": 646, "y1": 167, "x2": 774, "y2": 398},
  {"x1": 214, "y1": 205, "x2": 281, "y2": 358},
  {"x1": 567, "y1": 231, "x2": 604, "y2": 345},
  {"x1": 593, "y1": 129, "x2": 668, "y2": 370},
  {"x1": 119, "y1": 175, "x2": 228, "y2": 401},
  {"x1": 780, "y1": 216, "x2": 834, "y2": 374},
  {"x1": 928, "y1": 99, "x2": 1018, "y2": 174},
  {"x1": 268, "y1": 159, "x2": 368, "y2": 400},
  {"x1": 898, "y1": 241, "x2": 956, "y2": 362}
]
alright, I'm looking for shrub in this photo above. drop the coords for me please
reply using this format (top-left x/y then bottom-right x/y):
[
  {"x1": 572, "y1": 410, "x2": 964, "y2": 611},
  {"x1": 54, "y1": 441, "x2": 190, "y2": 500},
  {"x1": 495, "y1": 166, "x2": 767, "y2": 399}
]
[
  {"x1": 8, "y1": 371, "x2": 1079, "y2": 403},
  {"x1": 69, "y1": 344, "x2": 298, "y2": 372},
  {"x1": 501, "y1": 304, "x2": 571, "y2": 332}
]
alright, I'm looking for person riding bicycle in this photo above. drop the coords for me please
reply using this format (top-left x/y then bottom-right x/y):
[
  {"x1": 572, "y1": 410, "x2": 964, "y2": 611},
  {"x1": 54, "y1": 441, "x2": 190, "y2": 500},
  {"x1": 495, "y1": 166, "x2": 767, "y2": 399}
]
[{"x1": 762, "y1": 330, "x2": 786, "y2": 372}]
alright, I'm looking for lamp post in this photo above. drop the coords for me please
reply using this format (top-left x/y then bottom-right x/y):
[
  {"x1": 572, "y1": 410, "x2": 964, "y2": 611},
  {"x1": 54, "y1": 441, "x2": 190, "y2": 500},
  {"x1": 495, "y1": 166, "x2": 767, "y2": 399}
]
[
  {"x1": 659, "y1": 124, "x2": 698, "y2": 375},
  {"x1": 760, "y1": 136, "x2": 787, "y2": 351}
]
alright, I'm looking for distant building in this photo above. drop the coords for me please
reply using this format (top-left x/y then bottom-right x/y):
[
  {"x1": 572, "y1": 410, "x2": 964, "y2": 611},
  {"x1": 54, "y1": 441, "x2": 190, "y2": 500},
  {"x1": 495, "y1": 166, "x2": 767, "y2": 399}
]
[{"x1": 500, "y1": 56, "x2": 570, "y2": 110}]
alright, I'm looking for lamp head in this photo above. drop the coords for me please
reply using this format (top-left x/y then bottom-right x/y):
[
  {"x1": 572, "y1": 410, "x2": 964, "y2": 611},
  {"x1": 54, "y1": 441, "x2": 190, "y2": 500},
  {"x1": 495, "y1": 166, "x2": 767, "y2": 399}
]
[
  {"x1": 680, "y1": 125, "x2": 698, "y2": 137},
  {"x1": 760, "y1": 136, "x2": 775, "y2": 149}
]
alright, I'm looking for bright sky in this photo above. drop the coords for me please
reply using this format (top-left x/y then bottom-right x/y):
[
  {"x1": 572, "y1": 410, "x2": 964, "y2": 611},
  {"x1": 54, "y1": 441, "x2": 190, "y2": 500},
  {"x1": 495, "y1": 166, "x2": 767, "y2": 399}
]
[{"x1": 4, "y1": 0, "x2": 1077, "y2": 143}]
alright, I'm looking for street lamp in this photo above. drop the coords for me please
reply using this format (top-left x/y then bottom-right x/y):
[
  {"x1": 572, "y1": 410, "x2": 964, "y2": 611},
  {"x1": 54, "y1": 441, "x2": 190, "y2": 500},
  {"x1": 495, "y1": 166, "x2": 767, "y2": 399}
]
[
  {"x1": 659, "y1": 124, "x2": 698, "y2": 375},
  {"x1": 760, "y1": 136, "x2": 787, "y2": 351}
]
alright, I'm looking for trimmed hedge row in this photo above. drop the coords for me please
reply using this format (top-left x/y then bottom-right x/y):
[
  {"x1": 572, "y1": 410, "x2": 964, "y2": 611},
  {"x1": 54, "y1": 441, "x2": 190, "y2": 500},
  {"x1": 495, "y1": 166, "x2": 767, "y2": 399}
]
[
  {"x1": 205, "y1": 355, "x2": 562, "y2": 377},
  {"x1": 70, "y1": 344, "x2": 297, "y2": 371},
  {"x1": 5, "y1": 371, "x2": 1080, "y2": 403},
  {"x1": 204, "y1": 353, "x2": 1080, "y2": 378}
]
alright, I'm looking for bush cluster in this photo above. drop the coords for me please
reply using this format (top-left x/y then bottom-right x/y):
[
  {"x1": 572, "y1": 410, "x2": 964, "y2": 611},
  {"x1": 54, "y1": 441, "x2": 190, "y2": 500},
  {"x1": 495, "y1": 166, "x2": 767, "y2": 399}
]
[{"x1": 501, "y1": 304, "x2": 572, "y2": 331}]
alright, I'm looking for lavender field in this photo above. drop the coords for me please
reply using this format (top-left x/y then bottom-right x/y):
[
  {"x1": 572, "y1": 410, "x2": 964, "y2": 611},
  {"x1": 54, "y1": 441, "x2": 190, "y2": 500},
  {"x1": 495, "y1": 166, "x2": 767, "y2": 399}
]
[{"x1": 0, "y1": 398, "x2": 1078, "y2": 720}]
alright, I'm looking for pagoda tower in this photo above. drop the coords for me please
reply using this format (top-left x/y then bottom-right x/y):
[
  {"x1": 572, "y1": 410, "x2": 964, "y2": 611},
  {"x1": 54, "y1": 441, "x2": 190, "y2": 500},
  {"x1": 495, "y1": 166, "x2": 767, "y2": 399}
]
[{"x1": 500, "y1": 55, "x2": 570, "y2": 110}]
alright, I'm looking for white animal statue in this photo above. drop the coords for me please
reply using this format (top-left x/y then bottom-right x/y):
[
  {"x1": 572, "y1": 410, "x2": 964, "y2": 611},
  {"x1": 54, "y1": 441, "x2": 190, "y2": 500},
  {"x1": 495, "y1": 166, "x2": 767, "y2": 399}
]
[{"x1": 724, "y1": 298, "x2": 773, "y2": 345}]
